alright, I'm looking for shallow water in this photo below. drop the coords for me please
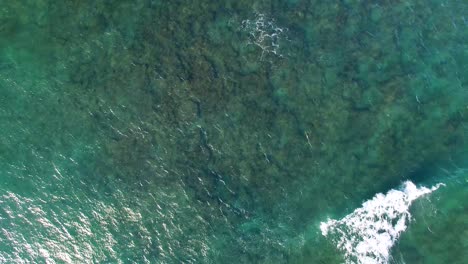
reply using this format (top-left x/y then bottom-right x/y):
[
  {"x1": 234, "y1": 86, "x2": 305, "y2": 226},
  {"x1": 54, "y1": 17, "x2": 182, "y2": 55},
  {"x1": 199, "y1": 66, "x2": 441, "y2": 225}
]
[{"x1": 0, "y1": 1, "x2": 466, "y2": 263}]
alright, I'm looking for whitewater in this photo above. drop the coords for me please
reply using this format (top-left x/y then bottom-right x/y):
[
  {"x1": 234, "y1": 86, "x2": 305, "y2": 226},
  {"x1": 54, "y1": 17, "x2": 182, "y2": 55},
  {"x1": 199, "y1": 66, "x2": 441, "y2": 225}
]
[{"x1": 320, "y1": 181, "x2": 444, "y2": 264}]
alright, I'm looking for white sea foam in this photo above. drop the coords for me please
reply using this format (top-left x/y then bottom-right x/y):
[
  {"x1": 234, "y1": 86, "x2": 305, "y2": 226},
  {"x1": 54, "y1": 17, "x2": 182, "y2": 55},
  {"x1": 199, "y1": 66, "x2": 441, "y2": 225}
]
[
  {"x1": 320, "y1": 181, "x2": 443, "y2": 264},
  {"x1": 241, "y1": 13, "x2": 287, "y2": 59}
]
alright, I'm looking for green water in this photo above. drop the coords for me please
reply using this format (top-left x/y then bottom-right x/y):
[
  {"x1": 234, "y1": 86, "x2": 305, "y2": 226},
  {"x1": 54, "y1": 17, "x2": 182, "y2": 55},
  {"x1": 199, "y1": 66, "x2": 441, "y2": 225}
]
[{"x1": 0, "y1": 0, "x2": 466, "y2": 263}]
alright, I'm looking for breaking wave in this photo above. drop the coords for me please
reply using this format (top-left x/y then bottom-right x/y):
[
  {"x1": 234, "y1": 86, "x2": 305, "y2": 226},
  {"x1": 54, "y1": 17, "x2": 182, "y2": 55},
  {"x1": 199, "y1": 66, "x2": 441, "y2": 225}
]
[{"x1": 320, "y1": 181, "x2": 443, "y2": 264}]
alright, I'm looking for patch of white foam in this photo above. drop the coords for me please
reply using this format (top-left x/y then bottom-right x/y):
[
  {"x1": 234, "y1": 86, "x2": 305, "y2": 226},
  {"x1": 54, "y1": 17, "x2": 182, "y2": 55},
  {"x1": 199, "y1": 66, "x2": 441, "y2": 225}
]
[
  {"x1": 241, "y1": 13, "x2": 287, "y2": 59},
  {"x1": 320, "y1": 181, "x2": 443, "y2": 264}
]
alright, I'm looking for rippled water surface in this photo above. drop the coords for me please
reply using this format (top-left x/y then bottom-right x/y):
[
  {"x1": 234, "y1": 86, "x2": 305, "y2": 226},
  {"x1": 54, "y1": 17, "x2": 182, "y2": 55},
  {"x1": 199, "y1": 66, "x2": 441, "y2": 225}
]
[{"x1": 0, "y1": 1, "x2": 466, "y2": 263}]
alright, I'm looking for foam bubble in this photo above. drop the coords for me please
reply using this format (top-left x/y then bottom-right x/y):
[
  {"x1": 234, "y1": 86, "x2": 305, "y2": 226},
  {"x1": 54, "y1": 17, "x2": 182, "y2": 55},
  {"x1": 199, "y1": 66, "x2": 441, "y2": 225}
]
[{"x1": 320, "y1": 181, "x2": 443, "y2": 264}]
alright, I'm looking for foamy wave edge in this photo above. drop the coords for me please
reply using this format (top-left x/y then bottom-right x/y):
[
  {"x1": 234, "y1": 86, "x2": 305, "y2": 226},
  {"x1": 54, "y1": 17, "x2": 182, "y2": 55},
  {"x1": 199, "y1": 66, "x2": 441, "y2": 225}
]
[{"x1": 320, "y1": 181, "x2": 444, "y2": 264}]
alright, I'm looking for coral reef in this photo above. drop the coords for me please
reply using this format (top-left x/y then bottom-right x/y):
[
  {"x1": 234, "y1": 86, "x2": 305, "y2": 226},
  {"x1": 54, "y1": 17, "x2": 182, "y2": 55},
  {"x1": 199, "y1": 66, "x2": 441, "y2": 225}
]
[{"x1": 0, "y1": 0, "x2": 466, "y2": 263}]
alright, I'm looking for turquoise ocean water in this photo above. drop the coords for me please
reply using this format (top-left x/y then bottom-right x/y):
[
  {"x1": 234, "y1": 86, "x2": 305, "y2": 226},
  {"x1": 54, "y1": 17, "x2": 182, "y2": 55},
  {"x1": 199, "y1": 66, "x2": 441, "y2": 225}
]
[{"x1": 0, "y1": 1, "x2": 466, "y2": 263}]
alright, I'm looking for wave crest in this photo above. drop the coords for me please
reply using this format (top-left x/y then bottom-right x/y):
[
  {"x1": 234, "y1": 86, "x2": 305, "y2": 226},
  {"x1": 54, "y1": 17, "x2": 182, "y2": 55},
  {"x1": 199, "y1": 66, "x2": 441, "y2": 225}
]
[{"x1": 320, "y1": 181, "x2": 443, "y2": 264}]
